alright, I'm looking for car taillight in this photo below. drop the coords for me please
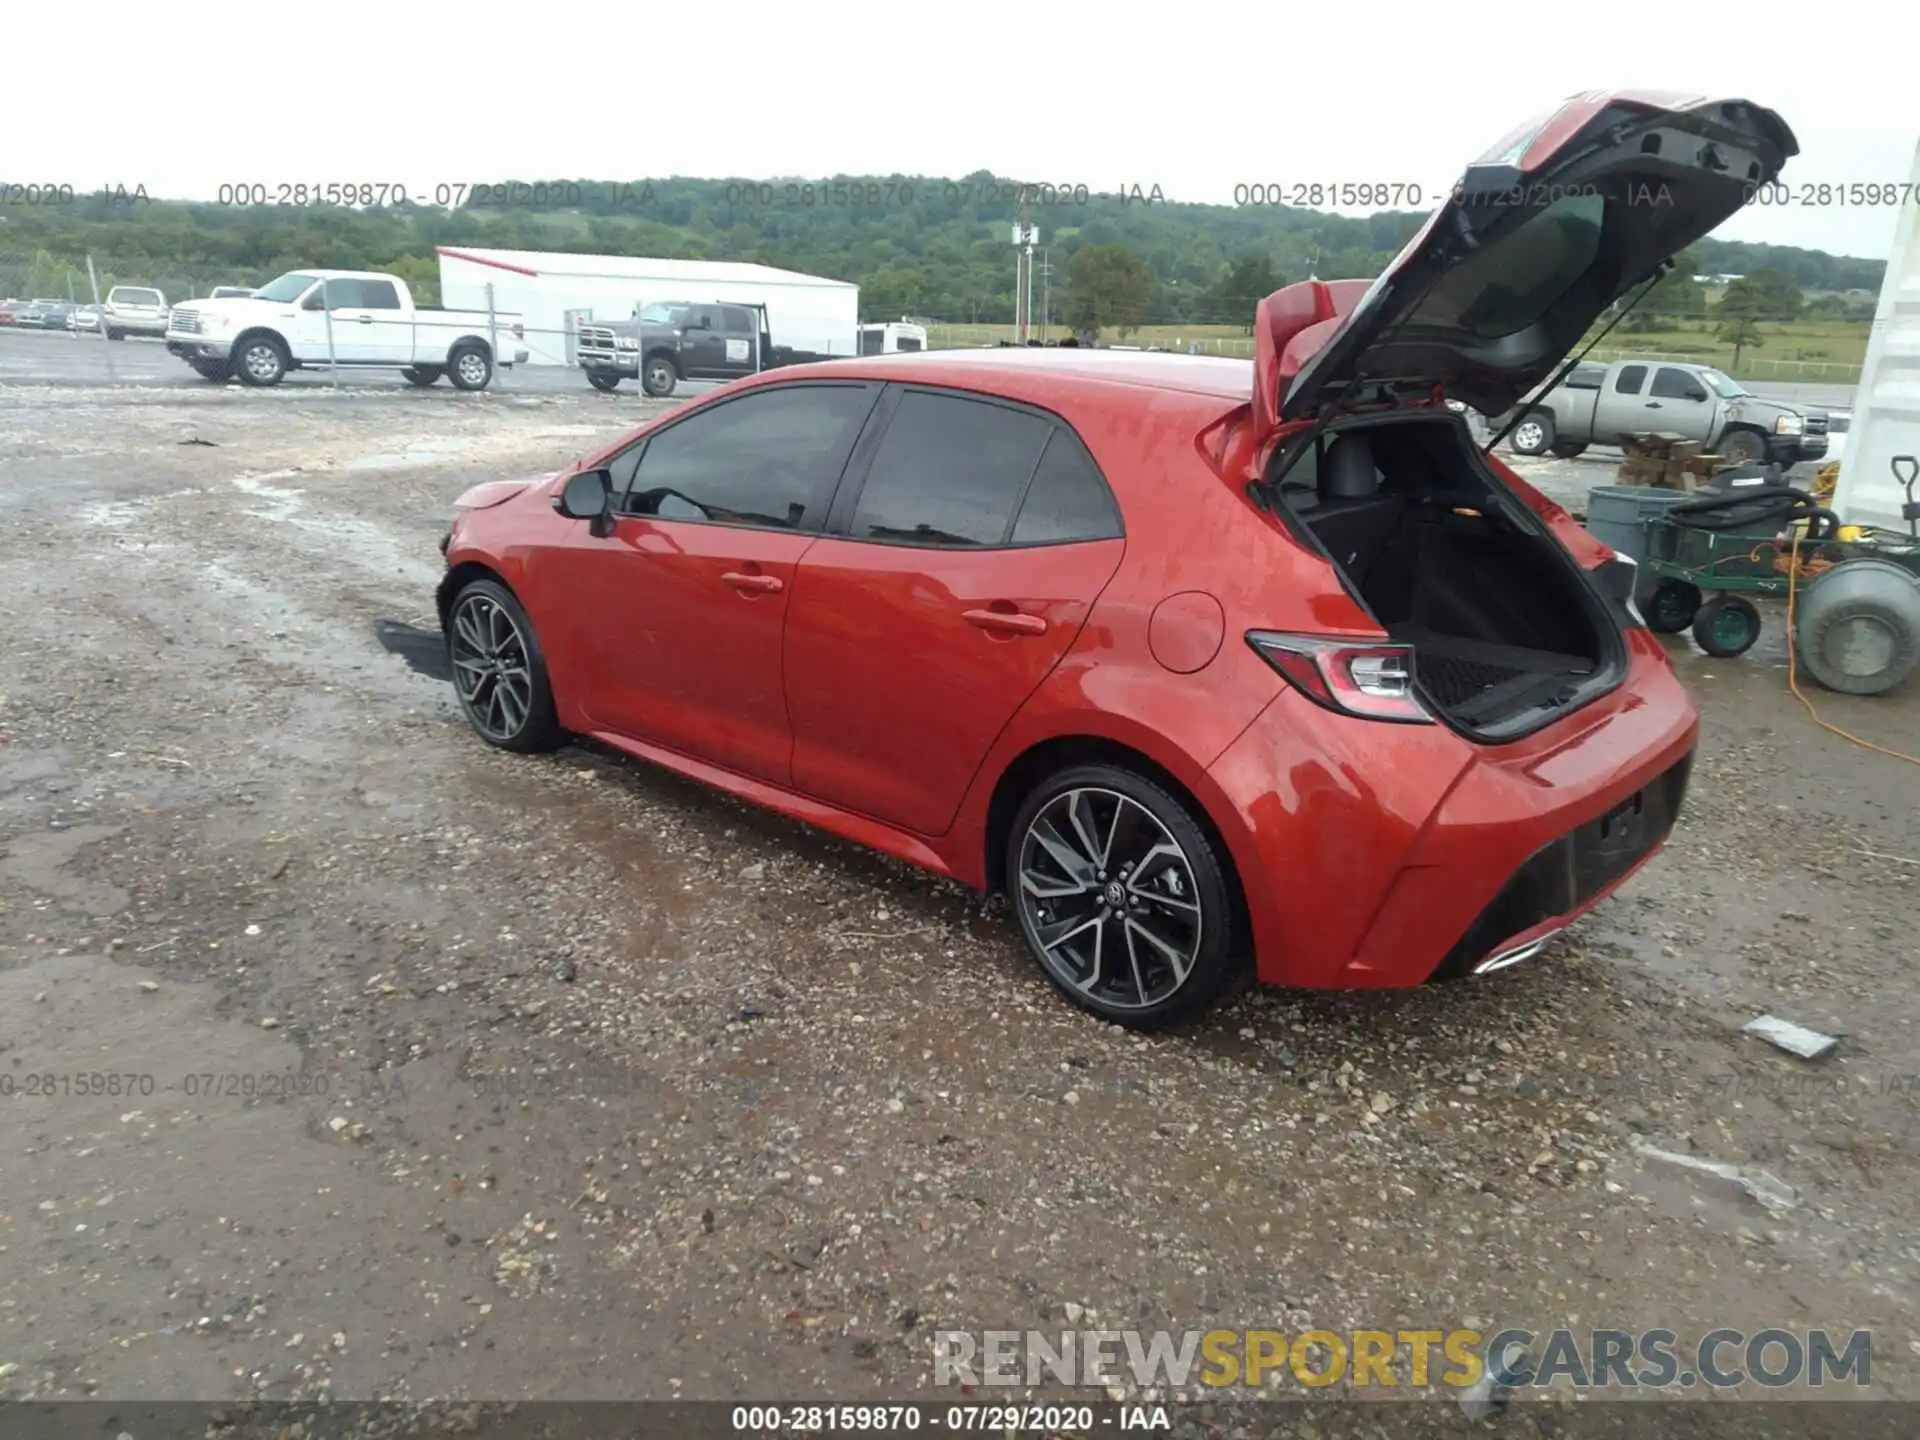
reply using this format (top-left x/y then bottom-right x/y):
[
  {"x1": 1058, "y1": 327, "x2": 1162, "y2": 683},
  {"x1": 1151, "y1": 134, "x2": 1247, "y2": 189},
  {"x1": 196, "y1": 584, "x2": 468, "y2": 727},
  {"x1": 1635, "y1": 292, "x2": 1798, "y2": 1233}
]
[{"x1": 1246, "y1": 632, "x2": 1434, "y2": 724}]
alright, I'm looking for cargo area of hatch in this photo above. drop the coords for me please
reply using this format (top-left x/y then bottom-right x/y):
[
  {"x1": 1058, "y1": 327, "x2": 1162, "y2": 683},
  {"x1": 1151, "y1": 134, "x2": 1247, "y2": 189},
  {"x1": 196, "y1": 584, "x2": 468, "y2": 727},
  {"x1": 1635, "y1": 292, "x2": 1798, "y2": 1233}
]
[{"x1": 1270, "y1": 413, "x2": 1623, "y2": 738}]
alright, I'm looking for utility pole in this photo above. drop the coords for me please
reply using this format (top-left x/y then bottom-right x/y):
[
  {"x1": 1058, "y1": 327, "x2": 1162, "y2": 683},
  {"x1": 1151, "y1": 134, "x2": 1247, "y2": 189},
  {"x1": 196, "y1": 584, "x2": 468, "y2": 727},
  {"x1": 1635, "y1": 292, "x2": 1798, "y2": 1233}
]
[
  {"x1": 1012, "y1": 196, "x2": 1036, "y2": 344},
  {"x1": 1036, "y1": 249, "x2": 1053, "y2": 342}
]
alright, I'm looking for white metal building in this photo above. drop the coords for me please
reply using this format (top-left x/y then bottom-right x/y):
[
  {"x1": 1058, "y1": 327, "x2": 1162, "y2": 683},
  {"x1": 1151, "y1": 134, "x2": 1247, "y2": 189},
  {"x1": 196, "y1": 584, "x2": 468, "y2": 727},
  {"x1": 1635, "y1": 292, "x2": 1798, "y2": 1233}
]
[
  {"x1": 435, "y1": 246, "x2": 860, "y2": 368},
  {"x1": 1832, "y1": 137, "x2": 1920, "y2": 535}
]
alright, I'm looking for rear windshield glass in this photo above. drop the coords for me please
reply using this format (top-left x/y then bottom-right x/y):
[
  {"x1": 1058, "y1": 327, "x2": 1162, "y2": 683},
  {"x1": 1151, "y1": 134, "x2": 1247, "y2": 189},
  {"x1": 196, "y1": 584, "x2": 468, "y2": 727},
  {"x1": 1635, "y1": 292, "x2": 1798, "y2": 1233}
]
[
  {"x1": 1404, "y1": 193, "x2": 1606, "y2": 339},
  {"x1": 115, "y1": 289, "x2": 163, "y2": 306}
]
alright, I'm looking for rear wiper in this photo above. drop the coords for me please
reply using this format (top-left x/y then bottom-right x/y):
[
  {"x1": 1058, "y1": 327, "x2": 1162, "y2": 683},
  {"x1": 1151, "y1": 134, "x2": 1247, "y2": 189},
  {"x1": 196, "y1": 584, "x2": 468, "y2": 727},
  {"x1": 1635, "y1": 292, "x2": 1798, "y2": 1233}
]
[{"x1": 1481, "y1": 260, "x2": 1671, "y2": 457}]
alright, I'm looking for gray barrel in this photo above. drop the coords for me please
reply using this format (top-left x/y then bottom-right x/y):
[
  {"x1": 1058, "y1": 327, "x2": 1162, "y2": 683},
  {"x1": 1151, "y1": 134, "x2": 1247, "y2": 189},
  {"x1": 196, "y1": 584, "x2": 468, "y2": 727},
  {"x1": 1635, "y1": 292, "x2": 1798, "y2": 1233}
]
[
  {"x1": 1791, "y1": 557, "x2": 1920, "y2": 696},
  {"x1": 1583, "y1": 486, "x2": 1697, "y2": 562},
  {"x1": 1583, "y1": 486, "x2": 1698, "y2": 605}
]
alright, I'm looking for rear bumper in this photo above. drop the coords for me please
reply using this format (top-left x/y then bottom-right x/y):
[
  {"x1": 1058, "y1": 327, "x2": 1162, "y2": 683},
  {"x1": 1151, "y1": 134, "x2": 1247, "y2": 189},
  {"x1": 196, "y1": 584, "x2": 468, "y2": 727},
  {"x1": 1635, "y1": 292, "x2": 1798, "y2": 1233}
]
[
  {"x1": 1422, "y1": 749, "x2": 1692, "y2": 980},
  {"x1": 1208, "y1": 634, "x2": 1699, "y2": 989}
]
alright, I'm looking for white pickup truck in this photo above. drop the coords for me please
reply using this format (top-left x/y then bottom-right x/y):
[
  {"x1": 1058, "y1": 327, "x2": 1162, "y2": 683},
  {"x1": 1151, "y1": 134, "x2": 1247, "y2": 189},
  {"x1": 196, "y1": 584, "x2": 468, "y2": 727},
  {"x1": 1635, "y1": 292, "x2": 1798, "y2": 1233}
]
[{"x1": 165, "y1": 269, "x2": 528, "y2": 390}]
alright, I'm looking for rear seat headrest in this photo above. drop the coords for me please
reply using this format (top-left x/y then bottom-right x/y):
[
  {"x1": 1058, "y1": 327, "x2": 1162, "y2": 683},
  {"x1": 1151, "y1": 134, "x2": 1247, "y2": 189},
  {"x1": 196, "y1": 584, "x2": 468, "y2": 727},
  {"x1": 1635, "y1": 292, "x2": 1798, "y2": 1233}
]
[{"x1": 1320, "y1": 434, "x2": 1380, "y2": 501}]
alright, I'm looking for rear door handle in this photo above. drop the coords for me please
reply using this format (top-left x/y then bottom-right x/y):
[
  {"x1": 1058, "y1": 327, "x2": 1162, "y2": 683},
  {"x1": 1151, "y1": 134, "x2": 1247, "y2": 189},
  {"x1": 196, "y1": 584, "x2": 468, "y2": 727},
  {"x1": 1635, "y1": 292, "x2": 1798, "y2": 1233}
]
[
  {"x1": 1645, "y1": 401, "x2": 1662, "y2": 408},
  {"x1": 357, "y1": 315, "x2": 374, "y2": 324},
  {"x1": 721, "y1": 571, "x2": 783, "y2": 594},
  {"x1": 963, "y1": 607, "x2": 1047, "y2": 635}
]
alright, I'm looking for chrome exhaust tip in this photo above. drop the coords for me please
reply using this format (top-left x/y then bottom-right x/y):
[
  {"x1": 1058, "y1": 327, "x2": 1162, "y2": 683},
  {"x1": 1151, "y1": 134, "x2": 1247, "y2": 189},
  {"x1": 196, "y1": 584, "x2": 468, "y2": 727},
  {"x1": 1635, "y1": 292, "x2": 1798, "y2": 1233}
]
[{"x1": 1471, "y1": 927, "x2": 1564, "y2": 976}]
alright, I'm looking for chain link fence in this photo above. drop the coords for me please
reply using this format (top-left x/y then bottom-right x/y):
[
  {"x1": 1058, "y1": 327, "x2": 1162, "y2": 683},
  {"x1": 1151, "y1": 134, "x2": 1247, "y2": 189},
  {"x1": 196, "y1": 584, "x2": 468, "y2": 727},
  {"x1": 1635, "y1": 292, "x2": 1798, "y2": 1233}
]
[
  {"x1": 1, "y1": 252, "x2": 1868, "y2": 392},
  {"x1": 0, "y1": 259, "x2": 270, "y2": 309},
  {"x1": 923, "y1": 325, "x2": 1866, "y2": 384}
]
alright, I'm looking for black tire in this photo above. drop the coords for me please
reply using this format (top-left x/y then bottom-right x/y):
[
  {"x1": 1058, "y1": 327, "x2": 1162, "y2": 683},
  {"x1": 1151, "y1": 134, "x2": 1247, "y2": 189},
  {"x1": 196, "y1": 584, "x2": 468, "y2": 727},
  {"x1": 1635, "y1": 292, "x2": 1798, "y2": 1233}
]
[
  {"x1": 189, "y1": 360, "x2": 228, "y2": 381},
  {"x1": 1550, "y1": 441, "x2": 1588, "y2": 460},
  {"x1": 445, "y1": 578, "x2": 565, "y2": 753},
  {"x1": 447, "y1": 344, "x2": 493, "y2": 391},
  {"x1": 641, "y1": 354, "x2": 678, "y2": 397},
  {"x1": 1691, "y1": 595, "x2": 1762, "y2": 657},
  {"x1": 587, "y1": 372, "x2": 621, "y2": 393},
  {"x1": 107, "y1": 328, "x2": 125, "y2": 341},
  {"x1": 233, "y1": 334, "x2": 288, "y2": 387},
  {"x1": 1719, "y1": 428, "x2": 1768, "y2": 466},
  {"x1": 1508, "y1": 410, "x2": 1556, "y2": 456},
  {"x1": 1005, "y1": 764, "x2": 1243, "y2": 1030},
  {"x1": 1646, "y1": 579, "x2": 1704, "y2": 634},
  {"x1": 402, "y1": 365, "x2": 443, "y2": 387}
]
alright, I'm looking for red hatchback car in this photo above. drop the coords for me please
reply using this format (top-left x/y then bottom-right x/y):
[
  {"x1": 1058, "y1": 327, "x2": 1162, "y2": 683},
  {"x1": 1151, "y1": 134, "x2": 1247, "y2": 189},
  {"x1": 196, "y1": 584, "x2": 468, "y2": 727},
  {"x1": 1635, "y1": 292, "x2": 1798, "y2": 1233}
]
[{"x1": 438, "y1": 92, "x2": 1793, "y2": 1027}]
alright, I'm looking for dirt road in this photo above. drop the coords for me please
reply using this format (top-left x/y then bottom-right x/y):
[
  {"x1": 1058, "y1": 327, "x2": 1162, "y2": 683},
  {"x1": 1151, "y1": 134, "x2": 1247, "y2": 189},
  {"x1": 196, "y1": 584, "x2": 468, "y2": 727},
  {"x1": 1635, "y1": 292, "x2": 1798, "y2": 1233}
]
[{"x1": 2, "y1": 382, "x2": 1917, "y2": 1409}]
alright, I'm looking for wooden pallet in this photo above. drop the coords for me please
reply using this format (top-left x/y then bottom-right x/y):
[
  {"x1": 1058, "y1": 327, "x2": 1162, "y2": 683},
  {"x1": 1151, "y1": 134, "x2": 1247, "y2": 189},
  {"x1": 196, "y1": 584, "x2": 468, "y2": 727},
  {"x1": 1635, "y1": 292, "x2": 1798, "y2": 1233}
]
[{"x1": 1615, "y1": 431, "x2": 1729, "y2": 491}]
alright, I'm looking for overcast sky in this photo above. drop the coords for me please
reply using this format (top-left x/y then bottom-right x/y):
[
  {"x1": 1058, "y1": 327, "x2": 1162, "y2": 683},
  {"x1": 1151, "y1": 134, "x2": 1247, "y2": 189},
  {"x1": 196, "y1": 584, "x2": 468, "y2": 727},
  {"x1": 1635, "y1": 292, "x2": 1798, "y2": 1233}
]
[{"x1": 12, "y1": 0, "x2": 1913, "y2": 263}]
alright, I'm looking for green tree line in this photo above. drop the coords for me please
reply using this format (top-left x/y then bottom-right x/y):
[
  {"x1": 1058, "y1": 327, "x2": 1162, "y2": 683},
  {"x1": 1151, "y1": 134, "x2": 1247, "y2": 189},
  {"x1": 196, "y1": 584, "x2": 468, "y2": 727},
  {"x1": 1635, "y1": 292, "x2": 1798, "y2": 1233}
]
[{"x1": 0, "y1": 172, "x2": 1886, "y2": 326}]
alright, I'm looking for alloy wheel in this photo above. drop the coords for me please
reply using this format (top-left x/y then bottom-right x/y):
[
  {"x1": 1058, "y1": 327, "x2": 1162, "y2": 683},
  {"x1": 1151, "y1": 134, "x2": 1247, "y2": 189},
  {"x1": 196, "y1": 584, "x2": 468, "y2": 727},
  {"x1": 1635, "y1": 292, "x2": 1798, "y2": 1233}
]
[
  {"x1": 450, "y1": 592, "x2": 534, "y2": 742},
  {"x1": 1015, "y1": 787, "x2": 1203, "y2": 1012},
  {"x1": 1512, "y1": 420, "x2": 1545, "y2": 452},
  {"x1": 457, "y1": 351, "x2": 489, "y2": 386},
  {"x1": 242, "y1": 344, "x2": 280, "y2": 381}
]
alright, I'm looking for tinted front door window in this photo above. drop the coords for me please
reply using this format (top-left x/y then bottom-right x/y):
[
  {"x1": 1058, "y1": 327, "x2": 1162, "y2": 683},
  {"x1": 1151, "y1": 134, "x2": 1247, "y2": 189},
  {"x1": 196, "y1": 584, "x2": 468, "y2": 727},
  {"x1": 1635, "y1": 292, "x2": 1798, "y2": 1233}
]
[{"x1": 624, "y1": 384, "x2": 877, "y2": 531}]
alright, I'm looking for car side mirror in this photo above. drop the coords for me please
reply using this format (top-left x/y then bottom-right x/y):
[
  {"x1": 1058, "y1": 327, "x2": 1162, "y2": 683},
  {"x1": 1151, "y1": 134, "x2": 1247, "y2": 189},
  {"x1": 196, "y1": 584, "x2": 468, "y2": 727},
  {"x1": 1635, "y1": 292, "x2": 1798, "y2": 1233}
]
[
  {"x1": 302, "y1": 293, "x2": 325, "y2": 311},
  {"x1": 1686, "y1": 389, "x2": 1707, "y2": 403},
  {"x1": 554, "y1": 468, "x2": 613, "y2": 529}
]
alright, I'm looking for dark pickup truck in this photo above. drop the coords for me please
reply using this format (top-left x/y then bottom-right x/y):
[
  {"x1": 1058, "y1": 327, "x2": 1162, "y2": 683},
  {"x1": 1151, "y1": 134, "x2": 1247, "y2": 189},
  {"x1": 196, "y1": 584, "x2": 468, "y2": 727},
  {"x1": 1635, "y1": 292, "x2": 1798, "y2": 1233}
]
[{"x1": 576, "y1": 300, "x2": 837, "y2": 396}]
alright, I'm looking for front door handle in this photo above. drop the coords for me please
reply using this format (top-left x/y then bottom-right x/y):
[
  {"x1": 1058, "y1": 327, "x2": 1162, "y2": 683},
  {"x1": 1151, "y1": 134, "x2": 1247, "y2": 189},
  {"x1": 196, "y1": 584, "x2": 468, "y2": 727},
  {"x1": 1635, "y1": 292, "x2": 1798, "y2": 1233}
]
[
  {"x1": 357, "y1": 315, "x2": 374, "y2": 324},
  {"x1": 1645, "y1": 401, "x2": 1662, "y2": 408},
  {"x1": 964, "y1": 607, "x2": 1047, "y2": 636},
  {"x1": 722, "y1": 571, "x2": 783, "y2": 594}
]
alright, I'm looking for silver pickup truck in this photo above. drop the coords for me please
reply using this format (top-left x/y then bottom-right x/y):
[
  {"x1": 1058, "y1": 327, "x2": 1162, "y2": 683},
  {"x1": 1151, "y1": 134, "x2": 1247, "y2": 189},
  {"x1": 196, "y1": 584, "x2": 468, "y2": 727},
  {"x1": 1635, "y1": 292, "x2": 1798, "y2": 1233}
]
[{"x1": 1495, "y1": 358, "x2": 1827, "y2": 467}]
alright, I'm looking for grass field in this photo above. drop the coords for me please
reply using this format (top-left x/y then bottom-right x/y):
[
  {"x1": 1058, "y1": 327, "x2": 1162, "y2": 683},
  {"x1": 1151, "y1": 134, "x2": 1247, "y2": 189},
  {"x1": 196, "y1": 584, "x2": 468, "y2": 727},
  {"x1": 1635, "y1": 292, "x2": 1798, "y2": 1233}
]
[{"x1": 926, "y1": 318, "x2": 1873, "y2": 384}]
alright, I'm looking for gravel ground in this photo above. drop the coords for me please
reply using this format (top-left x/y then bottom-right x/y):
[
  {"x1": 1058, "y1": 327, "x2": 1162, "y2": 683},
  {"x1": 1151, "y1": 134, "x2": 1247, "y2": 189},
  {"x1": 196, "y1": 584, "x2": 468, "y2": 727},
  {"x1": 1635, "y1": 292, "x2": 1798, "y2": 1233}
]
[{"x1": 1, "y1": 381, "x2": 1917, "y2": 1411}]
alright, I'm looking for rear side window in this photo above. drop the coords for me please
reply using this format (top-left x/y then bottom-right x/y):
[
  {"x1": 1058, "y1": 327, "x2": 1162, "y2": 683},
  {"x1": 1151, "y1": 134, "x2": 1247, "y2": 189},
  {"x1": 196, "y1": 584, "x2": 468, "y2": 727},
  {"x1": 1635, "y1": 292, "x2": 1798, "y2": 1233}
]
[
  {"x1": 848, "y1": 391, "x2": 1053, "y2": 546},
  {"x1": 361, "y1": 280, "x2": 402, "y2": 310},
  {"x1": 1613, "y1": 365, "x2": 1648, "y2": 394},
  {"x1": 896, "y1": 334, "x2": 923, "y2": 351},
  {"x1": 1011, "y1": 429, "x2": 1122, "y2": 544},
  {"x1": 721, "y1": 306, "x2": 754, "y2": 332}
]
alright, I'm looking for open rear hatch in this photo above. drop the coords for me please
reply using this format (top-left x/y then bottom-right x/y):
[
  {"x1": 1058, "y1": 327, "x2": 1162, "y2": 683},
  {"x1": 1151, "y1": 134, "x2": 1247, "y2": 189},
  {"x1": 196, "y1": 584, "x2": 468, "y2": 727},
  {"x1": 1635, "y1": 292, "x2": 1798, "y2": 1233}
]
[
  {"x1": 1251, "y1": 91, "x2": 1795, "y2": 741},
  {"x1": 1254, "y1": 91, "x2": 1797, "y2": 430}
]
